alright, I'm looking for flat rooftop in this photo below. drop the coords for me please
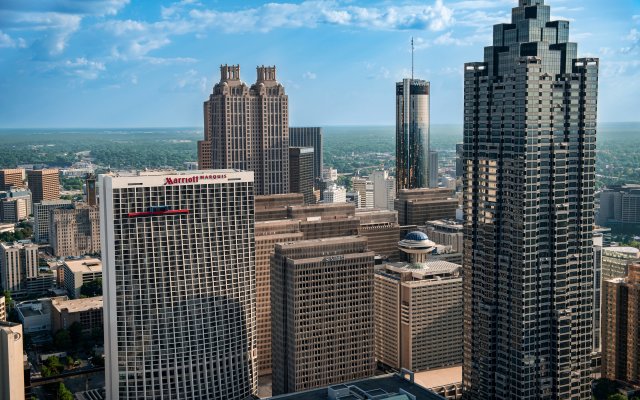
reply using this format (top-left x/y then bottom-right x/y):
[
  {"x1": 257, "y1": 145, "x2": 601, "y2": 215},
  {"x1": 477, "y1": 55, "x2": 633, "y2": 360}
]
[
  {"x1": 413, "y1": 366, "x2": 462, "y2": 389},
  {"x1": 52, "y1": 296, "x2": 102, "y2": 313},
  {"x1": 604, "y1": 246, "x2": 640, "y2": 255},
  {"x1": 64, "y1": 258, "x2": 102, "y2": 274},
  {"x1": 268, "y1": 374, "x2": 445, "y2": 400},
  {"x1": 381, "y1": 260, "x2": 462, "y2": 277}
]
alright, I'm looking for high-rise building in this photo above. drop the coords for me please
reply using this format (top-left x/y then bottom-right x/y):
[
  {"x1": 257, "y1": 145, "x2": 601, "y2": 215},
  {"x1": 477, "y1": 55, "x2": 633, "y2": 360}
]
[
  {"x1": 199, "y1": 65, "x2": 289, "y2": 195},
  {"x1": 424, "y1": 219, "x2": 463, "y2": 253},
  {"x1": 356, "y1": 208, "x2": 401, "y2": 261},
  {"x1": 49, "y1": 204, "x2": 101, "y2": 258},
  {"x1": 85, "y1": 173, "x2": 98, "y2": 206},
  {"x1": 592, "y1": 232, "x2": 603, "y2": 365},
  {"x1": 462, "y1": 1, "x2": 598, "y2": 398},
  {"x1": 33, "y1": 200, "x2": 72, "y2": 243},
  {"x1": 602, "y1": 262, "x2": 640, "y2": 385},
  {"x1": 602, "y1": 246, "x2": 640, "y2": 280},
  {"x1": 26, "y1": 169, "x2": 60, "y2": 204},
  {"x1": 100, "y1": 170, "x2": 257, "y2": 399},
  {"x1": 0, "y1": 296, "x2": 5, "y2": 321},
  {"x1": 370, "y1": 170, "x2": 396, "y2": 211},
  {"x1": 288, "y1": 147, "x2": 315, "y2": 204},
  {"x1": 429, "y1": 150, "x2": 439, "y2": 188},
  {"x1": 395, "y1": 188, "x2": 457, "y2": 227},
  {"x1": 597, "y1": 184, "x2": 640, "y2": 229},
  {"x1": 455, "y1": 143, "x2": 464, "y2": 180},
  {"x1": 0, "y1": 241, "x2": 41, "y2": 298},
  {"x1": 352, "y1": 177, "x2": 374, "y2": 209},
  {"x1": 0, "y1": 169, "x2": 24, "y2": 191},
  {"x1": 0, "y1": 321, "x2": 25, "y2": 400},
  {"x1": 271, "y1": 236, "x2": 375, "y2": 395},
  {"x1": 396, "y1": 78, "x2": 430, "y2": 191},
  {"x1": 323, "y1": 184, "x2": 347, "y2": 203},
  {"x1": 0, "y1": 188, "x2": 32, "y2": 223},
  {"x1": 322, "y1": 168, "x2": 338, "y2": 182},
  {"x1": 255, "y1": 193, "x2": 305, "y2": 222},
  {"x1": 289, "y1": 127, "x2": 323, "y2": 184}
]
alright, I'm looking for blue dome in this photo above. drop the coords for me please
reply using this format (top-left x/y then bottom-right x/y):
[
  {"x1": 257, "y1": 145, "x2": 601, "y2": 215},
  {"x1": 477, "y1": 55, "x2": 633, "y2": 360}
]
[{"x1": 404, "y1": 231, "x2": 429, "y2": 241}]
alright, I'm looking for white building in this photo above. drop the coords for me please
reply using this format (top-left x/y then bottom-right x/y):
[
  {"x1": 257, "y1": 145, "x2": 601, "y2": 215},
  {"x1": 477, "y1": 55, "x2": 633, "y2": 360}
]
[
  {"x1": 322, "y1": 168, "x2": 338, "y2": 182},
  {"x1": 323, "y1": 184, "x2": 347, "y2": 204},
  {"x1": 100, "y1": 170, "x2": 257, "y2": 400},
  {"x1": 352, "y1": 177, "x2": 374, "y2": 209},
  {"x1": 0, "y1": 321, "x2": 25, "y2": 400},
  {"x1": 0, "y1": 241, "x2": 39, "y2": 297},
  {"x1": 370, "y1": 170, "x2": 396, "y2": 211},
  {"x1": 62, "y1": 258, "x2": 102, "y2": 299}
]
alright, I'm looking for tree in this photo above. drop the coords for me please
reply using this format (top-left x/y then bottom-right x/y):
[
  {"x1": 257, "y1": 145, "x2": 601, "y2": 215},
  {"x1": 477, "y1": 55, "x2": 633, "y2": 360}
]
[
  {"x1": 69, "y1": 321, "x2": 84, "y2": 344},
  {"x1": 607, "y1": 395, "x2": 627, "y2": 400},
  {"x1": 53, "y1": 329, "x2": 71, "y2": 350},
  {"x1": 56, "y1": 383, "x2": 73, "y2": 400},
  {"x1": 80, "y1": 278, "x2": 102, "y2": 297}
]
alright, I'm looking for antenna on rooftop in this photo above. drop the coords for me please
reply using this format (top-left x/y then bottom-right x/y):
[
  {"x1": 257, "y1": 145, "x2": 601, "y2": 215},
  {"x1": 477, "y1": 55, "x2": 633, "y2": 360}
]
[{"x1": 411, "y1": 37, "x2": 414, "y2": 80}]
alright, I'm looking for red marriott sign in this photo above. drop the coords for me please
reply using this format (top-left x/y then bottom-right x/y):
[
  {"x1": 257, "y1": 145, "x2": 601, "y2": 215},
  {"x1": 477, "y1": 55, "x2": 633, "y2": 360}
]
[{"x1": 164, "y1": 174, "x2": 227, "y2": 185}]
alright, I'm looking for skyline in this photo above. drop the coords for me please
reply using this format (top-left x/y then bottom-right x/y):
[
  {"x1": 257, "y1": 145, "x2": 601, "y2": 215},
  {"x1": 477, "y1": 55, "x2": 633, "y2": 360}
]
[{"x1": 0, "y1": 0, "x2": 638, "y2": 129}]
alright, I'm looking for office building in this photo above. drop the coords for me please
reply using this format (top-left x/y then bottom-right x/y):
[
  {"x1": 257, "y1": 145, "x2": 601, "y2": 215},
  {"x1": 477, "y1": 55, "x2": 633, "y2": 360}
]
[
  {"x1": 352, "y1": 177, "x2": 374, "y2": 209},
  {"x1": 323, "y1": 168, "x2": 338, "y2": 182},
  {"x1": 271, "y1": 236, "x2": 375, "y2": 395},
  {"x1": 0, "y1": 241, "x2": 49, "y2": 299},
  {"x1": 255, "y1": 193, "x2": 305, "y2": 222},
  {"x1": 375, "y1": 260, "x2": 462, "y2": 372},
  {"x1": 51, "y1": 296, "x2": 103, "y2": 334},
  {"x1": 602, "y1": 246, "x2": 640, "y2": 280},
  {"x1": 33, "y1": 200, "x2": 72, "y2": 243},
  {"x1": 592, "y1": 232, "x2": 604, "y2": 368},
  {"x1": 396, "y1": 78, "x2": 431, "y2": 190},
  {"x1": 602, "y1": 262, "x2": 640, "y2": 385},
  {"x1": 598, "y1": 184, "x2": 640, "y2": 229},
  {"x1": 85, "y1": 173, "x2": 98, "y2": 206},
  {"x1": 462, "y1": 1, "x2": 598, "y2": 398},
  {"x1": 424, "y1": 220, "x2": 463, "y2": 253},
  {"x1": 455, "y1": 143, "x2": 464, "y2": 180},
  {"x1": 371, "y1": 170, "x2": 396, "y2": 211},
  {"x1": 16, "y1": 298, "x2": 53, "y2": 335},
  {"x1": 62, "y1": 258, "x2": 102, "y2": 299},
  {"x1": 49, "y1": 204, "x2": 101, "y2": 258},
  {"x1": 27, "y1": 169, "x2": 60, "y2": 204},
  {"x1": 356, "y1": 208, "x2": 401, "y2": 260},
  {"x1": 0, "y1": 296, "x2": 5, "y2": 321},
  {"x1": 0, "y1": 169, "x2": 24, "y2": 191},
  {"x1": 289, "y1": 127, "x2": 323, "y2": 184},
  {"x1": 323, "y1": 184, "x2": 347, "y2": 203},
  {"x1": 267, "y1": 373, "x2": 446, "y2": 400},
  {"x1": 429, "y1": 150, "x2": 439, "y2": 188},
  {"x1": 0, "y1": 321, "x2": 25, "y2": 400},
  {"x1": 395, "y1": 188, "x2": 457, "y2": 227},
  {"x1": 289, "y1": 147, "x2": 315, "y2": 204},
  {"x1": 198, "y1": 65, "x2": 289, "y2": 195},
  {"x1": 100, "y1": 170, "x2": 257, "y2": 399},
  {"x1": 0, "y1": 188, "x2": 32, "y2": 223}
]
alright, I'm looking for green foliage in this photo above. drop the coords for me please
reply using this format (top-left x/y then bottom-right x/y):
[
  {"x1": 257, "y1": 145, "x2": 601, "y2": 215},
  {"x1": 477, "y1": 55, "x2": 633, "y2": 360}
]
[
  {"x1": 42, "y1": 356, "x2": 64, "y2": 376},
  {"x1": 64, "y1": 356, "x2": 75, "y2": 367},
  {"x1": 69, "y1": 321, "x2": 84, "y2": 344},
  {"x1": 56, "y1": 383, "x2": 74, "y2": 400},
  {"x1": 607, "y1": 395, "x2": 627, "y2": 400},
  {"x1": 60, "y1": 176, "x2": 83, "y2": 190},
  {"x1": 53, "y1": 329, "x2": 71, "y2": 350},
  {"x1": 0, "y1": 227, "x2": 33, "y2": 242},
  {"x1": 336, "y1": 175, "x2": 352, "y2": 191},
  {"x1": 80, "y1": 278, "x2": 102, "y2": 297}
]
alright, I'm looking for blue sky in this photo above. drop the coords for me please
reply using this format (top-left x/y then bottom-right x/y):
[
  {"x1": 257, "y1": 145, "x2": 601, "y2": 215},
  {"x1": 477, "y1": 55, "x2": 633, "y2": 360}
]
[{"x1": 0, "y1": 0, "x2": 638, "y2": 128}]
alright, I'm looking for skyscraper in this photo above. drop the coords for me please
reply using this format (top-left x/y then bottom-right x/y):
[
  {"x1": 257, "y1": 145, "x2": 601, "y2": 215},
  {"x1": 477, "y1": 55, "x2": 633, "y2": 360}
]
[
  {"x1": 27, "y1": 169, "x2": 60, "y2": 204},
  {"x1": 198, "y1": 65, "x2": 289, "y2": 196},
  {"x1": 370, "y1": 170, "x2": 396, "y2": 211},
  {"x1": 0, "y1": 169, "x2": 24, "y2": 191},
  {"x1": 100, "y1": 170, "x2": 257, "y2": 400},
  {"x1": 428, "y1": 150, "x2": 438, "y2": 188},
  {"x1": 462, "y1": 1, "x2": 598, "y2": 399},
  {"x1": 396, "y1": 78, "x2": 430, "y2": 191},
  {"x1": 288, "y1": 147, "x2": 315, "y2": 204},
  {"x1": 289, "y1": 127, "x2": 323, "y2": 184}
]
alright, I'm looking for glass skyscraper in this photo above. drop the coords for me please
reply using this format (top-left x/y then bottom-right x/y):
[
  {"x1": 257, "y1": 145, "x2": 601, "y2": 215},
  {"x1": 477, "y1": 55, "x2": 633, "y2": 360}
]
[
  {"x1": 462, "y1": 1, "x2": 598, "y2": 399},
  {"x1": 396, "y1": 78, "x2": 431, "y2": 190}
]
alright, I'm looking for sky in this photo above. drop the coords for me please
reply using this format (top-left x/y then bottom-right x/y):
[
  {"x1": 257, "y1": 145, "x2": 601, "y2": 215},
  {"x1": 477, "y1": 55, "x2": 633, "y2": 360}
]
[{"x1": 0, "y1": 0, "x2": 639, "y2": 128}]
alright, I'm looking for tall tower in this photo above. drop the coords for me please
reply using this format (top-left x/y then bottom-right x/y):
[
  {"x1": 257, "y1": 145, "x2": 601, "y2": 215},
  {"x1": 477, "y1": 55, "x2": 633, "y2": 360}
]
[
  {"x1": 396, "y1": 78, "x2": 430, "y2": 191},
  {"x1": 100, "y1": 170, "x2": 257, "y2": 399},
  {"x1": 462, "y1": 1, "x2": 598, "y2": 399},
  {"x1": 26, "y1": 169, "x2": 60, "y2": 204},
  {"x1": 199, "y1": 65, "x2": 289, "y2": 196}
]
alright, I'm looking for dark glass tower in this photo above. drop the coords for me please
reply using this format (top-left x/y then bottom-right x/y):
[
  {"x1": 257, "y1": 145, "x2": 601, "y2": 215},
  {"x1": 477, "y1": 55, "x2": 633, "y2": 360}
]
[{"x1": 462, "y1": 1, "x2": 598, "y2": 399}]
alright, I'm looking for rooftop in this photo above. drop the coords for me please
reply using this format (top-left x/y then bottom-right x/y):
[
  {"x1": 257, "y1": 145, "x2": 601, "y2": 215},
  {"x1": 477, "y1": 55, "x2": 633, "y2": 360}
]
[
  {"x1": 603, "y1": 246, "x2": 640, "y2": 256},
  {"x1": 379, "y1": 260, "x2": 462, "y2": 282},
  {"x1": 413, "y1": 366, "x2": 462, "y2": 389},
  {"x1": 64, "y1": 258, "x2": 102, "y2": 274},
  {"x1": 52, "y1": 296, "x2": 103, "y2": 314}
]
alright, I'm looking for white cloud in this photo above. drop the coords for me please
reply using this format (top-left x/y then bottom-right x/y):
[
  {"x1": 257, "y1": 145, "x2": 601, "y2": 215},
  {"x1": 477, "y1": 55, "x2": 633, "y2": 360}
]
[
  {"x1": 58, "y1": 57, "x2": 106, "y2": 80},
  {"x1": 174, "y1": 69, "x2": 208, "y2": 92},
  {"x1": 0, "y1": 30, "x2": 26, "y2": 48},
  {"x1": 434, "y1": 31, "x2": 471, "y2": 46},
  {"x1": 302, "y1": 71, "x2": 317, "y2": 80}
]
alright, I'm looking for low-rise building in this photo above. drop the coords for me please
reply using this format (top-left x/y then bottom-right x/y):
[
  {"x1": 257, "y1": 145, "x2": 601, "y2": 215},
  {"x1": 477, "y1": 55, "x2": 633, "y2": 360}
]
[
  {"x1": 602, "y1": 246, "x2": 640, "y2": 280},
  {"x1": 51, "y1": 296, "x2": 103, "y2": 334},
  {"x1": 16, "y1": 298, "x2": 54, "y2": 335},
  {"x1": 62, "y1": 258, "x2": 102, "y2": 299}
]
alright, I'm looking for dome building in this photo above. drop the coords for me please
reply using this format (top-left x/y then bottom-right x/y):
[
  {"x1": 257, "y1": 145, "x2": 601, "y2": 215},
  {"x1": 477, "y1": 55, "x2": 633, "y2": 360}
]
[{"x1": 398, "y1": 231, "x2": 436, "y2": 263}]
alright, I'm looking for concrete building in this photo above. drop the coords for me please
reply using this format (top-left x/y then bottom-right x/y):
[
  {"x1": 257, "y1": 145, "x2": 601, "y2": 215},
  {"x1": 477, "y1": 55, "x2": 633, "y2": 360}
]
[
  {"x1": 289, "y1": 127, "x2": 323, "y2": 184},
  {"x1": 323, "y1": 168, "x2": 338, "y2": 182},
  {"x1": 62, "y1": 258, "x2": 102, "y2": 299},
  {"x1": 428, "y1": 150, "x2": 439, "y2": 188},
  {"x1": 455, "y1": 143, "x2": 464, "y2": 180},
  {"x1": 271, "y1": 236, "x2": 375, "y2": 395},
  {"x1": 323, "y1": 184, "x2": 347, "y2": 203},
  {"x1": 462, "y1": 1, "x2": 598, "y2": 397},
  {"x1": 371, "y1": 170, "x2": 396, "y2": 211},
  {"x1": 602, "y1": 246, "x2": 640, "y2": 280},
  {"x1": 198, "y1": 65, "x2": 289, "y2": 196},
  {"x1": 0, "y1": 321, "x2": 25, "y2": 400},
  {"x1": 49, "y1": 204, "x2": 101, "y2": 257},
  {"x1": 352, "y1": 177, "x2": 374, "y2": 209},
  {"x1": 85, "y1": 173, "x2": 98, "y2": 206},
  {"x1": 602, "y1": 262, "x2": 640, "y2": 385},
  {"x1": 100, "y1": 170, "x2": 257, "y2": 399},
  {"x1": 33, "y1": 200, "x2": 72, "y2": 243},
  {"x1": 289, "y1": 147, "x2": 315, "y2": 204},
  {"x1": 0, "y1": 296, "x2": 4, "y2": 321},
  {"x1": 0, "y1": 241, "x2": 49, "y2": 298},
  {"x1": 0, "y1": 169, "x2": 24, "y2": 191},
  {"x1": 0, "y1": 188, "x2": 32, "y2": 223},
  {"x1": 396, "y1": 77, "x2": 431, "y2": 191},
  {"x1": 424, "y1": 220, "x2": 463, "y2": 253},
  {"x1": 51, "y1": 296, "x2": 103, "y2": 334},
  {"x1": 356, "y1": 208, "x2": 401, "y2": 261},
  {"x1": 395, "y1": 189, "x2": 457, "y2": 227},
  {"x1": 255, "y1": 193, "x2": 305, "y2": 222},
  {"x1": 267, "y1": 373, "x2": 446, "y2": 400},
  {"x1": 598, "y1": 184, "x2": 640, "y2": 229},
  {"x1": 375, "y1": 260, "x2": 463, "y2": 372},
  {"x1": 592, "y1": 232, "x2": 604, "y2": 372},
  {"x1": 27, "y1": 169, "x2": 60, "y2": 204},
  {"x1": 16, "y1": 298, "x2": 53, "y2": 334}
]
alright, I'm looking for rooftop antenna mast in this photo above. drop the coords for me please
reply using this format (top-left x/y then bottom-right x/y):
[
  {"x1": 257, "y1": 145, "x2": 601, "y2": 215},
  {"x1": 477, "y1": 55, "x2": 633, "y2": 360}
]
[{"x1": 411, "y1": 37, "x2": 414, "y2": 80}]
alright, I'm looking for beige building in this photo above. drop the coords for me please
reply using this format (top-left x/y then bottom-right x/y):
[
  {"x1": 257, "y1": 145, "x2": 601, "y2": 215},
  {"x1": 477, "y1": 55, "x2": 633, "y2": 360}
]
[
  {"x1": 255, "y1": 193, "x2": 304, "y2": 222},
  {"x1": 356, "y1": 208, "x2": 401, "y2": 260},
  {"x1": 602, "y1": 262, "x2": 640, "y2": 385},
  {"x1": 51, "y1": 296, "x2": 103, "y2": 334},
  {"x1": 271, "y1": 236, "x2": 375, "y2": 395},
  {"x1": 26, "y1": 169, "x2": 60, "y2": 204},
  {"x1": 602, "y1": 246, "x2": 640, "y2": 280},
  {"x1": 49, "y1": 204, "x2": 100, "y2": 257},
  {"x1": 375, "y1": 261, "x2": 462, "y2": 373},
  {"x1": 424, "y1": 219, "x2": 463, "y2": 253},
  {"x1": 0, "y1": 296, "x2": 5, "y2": 321},
  {"x1": 0, "y1": 169, "x2": 24, "y2": 191},
  {"x1": 33, "y1": 200, "x2": 72, "y2": 243},
  {"x1": 0, "y1": 321, "x2": 25, "y2": 400},
  {"x1": 199, "y1": 65, "x2": 289, "y2": 195},
  {"x1": 395, "y1": 188, "x2": 457, "y2": 227},
  {"x1": 0, "y1": 241, "x2": 40, "y2": 298},
  {"x1": 62, "y1": 258, "x2": 102, "y2": 299},
  {"x1": 371, "y1": 170, "x2": 396, "y2": 211},
  {"x1": 352, "y1": 177, "x2": 375, "y2": 209}
]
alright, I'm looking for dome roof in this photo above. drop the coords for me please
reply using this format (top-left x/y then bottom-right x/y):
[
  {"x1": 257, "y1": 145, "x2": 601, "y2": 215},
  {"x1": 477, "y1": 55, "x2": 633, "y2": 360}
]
[{"x1": 404, "y1": 231, "x2": 429, "y2": 242}]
